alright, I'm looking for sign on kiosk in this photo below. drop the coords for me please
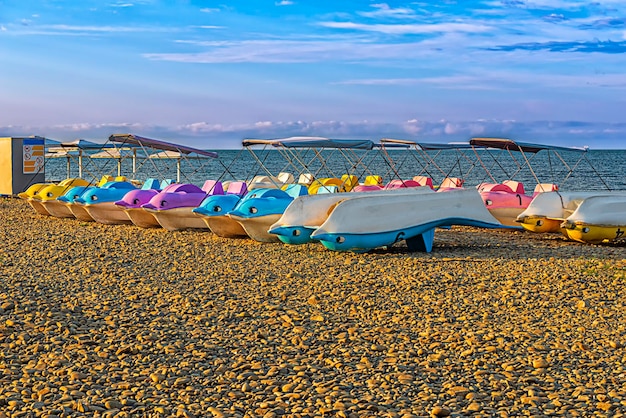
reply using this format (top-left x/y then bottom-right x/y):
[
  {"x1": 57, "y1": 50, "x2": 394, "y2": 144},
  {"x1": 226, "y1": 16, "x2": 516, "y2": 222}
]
[{"x1": 23, "y1": 138, "x2": 45, "y2": 174}]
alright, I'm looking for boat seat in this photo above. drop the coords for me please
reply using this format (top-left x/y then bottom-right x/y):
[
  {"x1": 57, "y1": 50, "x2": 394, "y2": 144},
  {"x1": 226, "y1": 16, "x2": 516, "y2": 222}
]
[
  {"x1": 226, "y1": 181, "x2": 248, "y2": 196},
  {"x1": 115, "y1": 176, "x2": 128, "y2": 182},
  {"x1": 364, "y1": 175, "x2": 383, "y2": 186},
  {"x1": 284, "y1": 184, "x2": 308, "y2": 198},
  {"x1": 352, "y1": 184, "x2": 383, "y2": 192},
  {"x1": 477, "y1": 183, "x2": 513, "y2": 193},
  {"x1": 202, "y1": 180, "x2": 224, "y2": 195},
  {"x1": 298, "y1": 173, "x2": 314, "y2": 185},
  {"x1": 142, "y1": 178, "x2": 161, "y2": 190},
  {"x1": 439, "y1": 177, "x2": 464, "y2": 189},
  {"x1": 502, "y1": 180, "x2": 525, "y2": 194},
  {"x1": 385, "y1": 179, "x2": 421, "y2": 189},
  {"x1": 341, "y1": 174, "x2": 359, "y2": 192},
  {"x1": 98, "y1": 175, "x2": 115, "y2": 187},
  {"x1": 533, "y1": 183, "x2": 558, "y2": 195},
  {"x1": 412, "y1": 176, "x2": 434, "y2": 189},
  {"x1": 248, "y1": 175, "x2": 283, "y2": 189},
  {"x1": 308, "y1": 178, "x2": 343, "y2": 194},
  {"x1": 277, "y1": 172, "x2": 295, "y2": 184},
  {"x1": 160, "y1": 179, "x2": 175, "y2": 189},
  {"x1": 317, "y1": 185, "x2": 338, "y2": 194}
]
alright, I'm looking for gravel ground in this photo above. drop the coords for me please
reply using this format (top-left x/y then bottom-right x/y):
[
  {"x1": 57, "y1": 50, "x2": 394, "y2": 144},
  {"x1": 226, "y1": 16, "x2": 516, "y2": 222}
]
[{"x1": 1, "y1": 197, "x2": 625, "y2": 418}]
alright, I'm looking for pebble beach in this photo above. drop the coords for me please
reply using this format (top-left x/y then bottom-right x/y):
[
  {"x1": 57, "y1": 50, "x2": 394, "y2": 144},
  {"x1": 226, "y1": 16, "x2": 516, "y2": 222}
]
[{"x1": 1, "y1": 197, "x2": 625, "y2": 417}]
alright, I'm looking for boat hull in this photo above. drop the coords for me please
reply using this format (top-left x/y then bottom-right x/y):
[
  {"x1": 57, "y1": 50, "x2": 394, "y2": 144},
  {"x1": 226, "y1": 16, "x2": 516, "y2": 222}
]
[
  {"x1": 561, "y1": 223, "x2": 626, "y2": 244},
  {"x1": 201, "y1": 216, "x2": 247, "y2": 238},
  {"x1": 560, "y1": 195, "x2": 626, "y2": 244},
  {"x1": 515, "y1": 191, "x2": 626, "y2": 233},
  {"x1": 517, "y1": 215, "x2": 563, "y2": 233},
  {"x1": 27, "y1": 199, "x2": 51, "y2": 216},
  {"x1": 147, "y1": 207, "x2": 210, "y2": 231},
  {"x1": 485, "y1": 206, "x2": 528, "y2": 227},
  {"x1": 83, "y1": 202, "x2": 134, "y2": 225},
  {"x1": 41, "y1": 200, "x2": 75, "y2": 218},
  {"x1": 68, "y1": 203, "x2": 95, "y2": 222},
  {"x1": 315, "y1": 218, "x2": 498, "y2": 253},
  {"x1": 124, "y1": 208, "x2": 161, "y2": 228},
  {"x1": 228, "y1": 214, "x2": 282, "y2": 242}
]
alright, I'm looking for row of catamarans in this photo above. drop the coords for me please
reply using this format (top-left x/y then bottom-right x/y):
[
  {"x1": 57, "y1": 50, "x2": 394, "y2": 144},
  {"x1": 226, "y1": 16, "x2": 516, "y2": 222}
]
[{"x1": 18, "y1": 170, "x2": 626, "y2": 252}]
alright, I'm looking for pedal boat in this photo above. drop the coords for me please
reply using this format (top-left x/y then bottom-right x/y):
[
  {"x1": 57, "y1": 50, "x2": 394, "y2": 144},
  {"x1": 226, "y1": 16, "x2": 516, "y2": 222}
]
[
  {"x1": 74, "y1": 181, "x2": 138, "y2": 225},
  {"x1": 269, "y1": 187, "x2": 434, "y2": 245},
  {"x1": 20, "y1": 178, "x2": 89, "y2": 216},
  {"x1": 515, "y1": 191, "x2": 626, "y2": 233},
  {"x1": 310, "y1": 188, "x2": 506, "y2": 253},
  {"x1": 560, "y1": 195, "x2": 626, "y2": 244},
  {"x1": 192, "y1": 181, "x2": 249, "y2": 238},
  {"x1": 114, "y1": 179, "x2": 169, "y2": 228},
  {"x1": 227, "y1": 185, "x2": 308, "y2": 242},
  {"x1": 477, "y1": 181, "x2": 557, "y2": 227},
  {"x1": 141, "y1": 181, "x2": 223, "y2": 231}
]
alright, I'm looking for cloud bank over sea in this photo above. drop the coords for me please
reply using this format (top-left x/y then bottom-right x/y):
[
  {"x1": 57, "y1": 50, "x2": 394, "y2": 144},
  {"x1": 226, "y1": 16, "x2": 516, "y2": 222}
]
[{"x1": 2, "y1": 119, "x2": 624, "y2": 150}]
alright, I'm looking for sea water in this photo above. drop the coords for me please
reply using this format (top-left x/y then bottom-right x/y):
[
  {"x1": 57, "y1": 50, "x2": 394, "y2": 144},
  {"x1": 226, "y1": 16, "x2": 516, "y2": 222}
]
[{"x1": 42, "y1": 147, "x2": 626, "y2": 192}]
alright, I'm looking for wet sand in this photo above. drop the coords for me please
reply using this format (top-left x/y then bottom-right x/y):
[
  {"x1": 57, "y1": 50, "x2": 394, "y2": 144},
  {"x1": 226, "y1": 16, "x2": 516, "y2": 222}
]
[{"x1": 0, "y1": 197, "x2": 625, "y2": 417}]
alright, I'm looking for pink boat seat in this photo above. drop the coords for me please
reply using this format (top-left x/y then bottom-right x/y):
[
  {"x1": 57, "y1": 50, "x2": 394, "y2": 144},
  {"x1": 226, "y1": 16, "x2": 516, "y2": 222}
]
[
  {"x1": 384, "y1": 179, "x2": 421, "y2": 189},
  {"x1": 352, "y1": 185, "x2": 383, "y2": 192},
  {"x1": 202, "y1": 180, "x2": 224, "y2": 195},
  {"x1": 502, "y1": 180, "x2": 525, "y2": 194},
  {"x1": 412, "y1": 176, "x2": 434, "y2": 189},
  {"x1": 226, "y1": 181, "x2": 248, "y2": 196},
  {"x1": 477, "y1": 183, "x2": 513, "y2": 193}
]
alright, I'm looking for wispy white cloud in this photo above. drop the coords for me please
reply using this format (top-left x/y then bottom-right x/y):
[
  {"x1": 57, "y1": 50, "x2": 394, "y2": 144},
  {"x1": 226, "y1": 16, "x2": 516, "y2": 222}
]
[
  {"x1": 275, "y1": 1, "x2": 294, "y2": 6},
  {"x1": 193, "y1": 25, "x2": 224, "y2": 30},
  {"x1": 334, "y1": 70, "x2": 626, "y2": 91},
  {"x1": 318, "y1": 21, "x2": 491, "y2": 34},
  {"x1": 358, "y1": 3, "x2": 417, "y2": 19},
  {"x1": 145, "y1": 39, "x2": 441, "y2": 63},
  {"x1": 200, "y1": 7, "x2": 221, "y2": 13},
  {"x1": 1, "y1": 23, "x2": 177, "y2": 36},
  {"x1": 335, "y1": 78, "x2": 422, "y2": 86}
]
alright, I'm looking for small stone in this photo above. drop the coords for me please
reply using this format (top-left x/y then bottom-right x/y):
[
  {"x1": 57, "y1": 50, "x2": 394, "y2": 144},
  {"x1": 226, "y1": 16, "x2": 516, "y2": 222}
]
[
  {"x1": 150, "y1": 372, "x2": 165, "y2": 383},
  {"x1": 431, "y1": 406, "x2": 450, "y2": 417},
  {"x1": 105, "y1": 400, "x2": 123, "y2": 409},
  {"x1": 467, "y1": 402, "x2": 481, "y2": 412}
]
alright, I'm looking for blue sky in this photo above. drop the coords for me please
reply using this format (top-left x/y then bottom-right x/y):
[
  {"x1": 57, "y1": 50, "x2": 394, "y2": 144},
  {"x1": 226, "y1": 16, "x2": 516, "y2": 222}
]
[{"x1": 1, "y1": 0, "x2": 625, "y2": 149}]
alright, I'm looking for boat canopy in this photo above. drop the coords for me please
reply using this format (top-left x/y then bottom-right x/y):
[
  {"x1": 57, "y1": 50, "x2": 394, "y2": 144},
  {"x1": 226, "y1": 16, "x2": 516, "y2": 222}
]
[
  {"x1": 469, "y1": 137, "x2": 586, "y2": 153},
  {"x1": 56, "y1": 139, "x2": 111, "y2": 150},
  {"x1": 109, "y1": 133, "x2": 218, "y2": 158},
  {"x1": 90, "y1": 148, "x2": 146, "y2": 159},
  {"x1": 379, "y1": 138, "x2": 473, "y2": 150},
  {"x1": 149, "y1": 150, "x2": 212, "y2": 159},
  {"x1": 242, "y1": 136, "x2": 375, "y2": 150}
]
